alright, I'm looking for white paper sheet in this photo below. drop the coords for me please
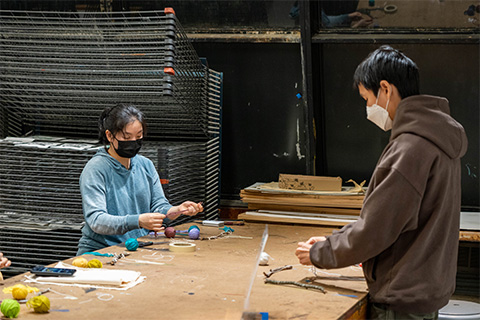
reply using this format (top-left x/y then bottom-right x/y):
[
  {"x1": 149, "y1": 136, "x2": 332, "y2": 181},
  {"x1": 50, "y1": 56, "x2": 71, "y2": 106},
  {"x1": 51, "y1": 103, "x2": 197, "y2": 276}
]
[{"x1": 24, "y1": 262, "x2": 145, "y2": 290}]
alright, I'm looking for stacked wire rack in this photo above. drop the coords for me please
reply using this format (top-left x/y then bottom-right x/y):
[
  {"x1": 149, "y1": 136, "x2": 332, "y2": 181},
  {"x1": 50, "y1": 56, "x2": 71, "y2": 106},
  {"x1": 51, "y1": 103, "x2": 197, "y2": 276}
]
[
  {"x1": 0, "y1": 9, "x2": 222, "y2": 278},
  {"x1": 0, "y1": 9, "x2": 221, "y2": 139}
]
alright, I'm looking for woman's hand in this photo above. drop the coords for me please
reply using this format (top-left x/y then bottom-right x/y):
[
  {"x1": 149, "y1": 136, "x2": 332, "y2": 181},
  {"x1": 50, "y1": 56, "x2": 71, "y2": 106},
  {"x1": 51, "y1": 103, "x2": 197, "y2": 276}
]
[
  {"x1": 168, "y1": 201, "x2": 203, "y2": 219},
  {"x1": 139, "y1": 213, "x2": 166, "y2": 232},
  {"x1": 0, "y1": 252, "x2": 11, "y2": 269}
]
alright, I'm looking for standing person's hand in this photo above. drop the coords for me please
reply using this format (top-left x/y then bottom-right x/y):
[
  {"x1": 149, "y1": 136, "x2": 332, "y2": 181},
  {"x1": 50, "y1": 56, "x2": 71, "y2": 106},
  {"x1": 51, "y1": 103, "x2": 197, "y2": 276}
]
[
  {"x1": 305, "y1": 236, "x2": 327, "y2": 245},
  {"x1": 295, "y1": 236, "x2": 327, "y2": 265},
  {"x1": 139, "y1": 213, "x2": 166, "y2": 232},
  {"x1": 0, "y1": 252, "x2": 11, "y2": 269}
]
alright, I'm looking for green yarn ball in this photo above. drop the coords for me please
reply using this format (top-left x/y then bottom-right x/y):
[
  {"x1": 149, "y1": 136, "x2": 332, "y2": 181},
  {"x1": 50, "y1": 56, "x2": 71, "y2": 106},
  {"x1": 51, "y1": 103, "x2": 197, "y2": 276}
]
[
  {"x1": 1, "y1": 299, "x2": 21, "y2": 319},
  {"x1": 125, "y1": 238, "x2": 139, "y2": 251}
]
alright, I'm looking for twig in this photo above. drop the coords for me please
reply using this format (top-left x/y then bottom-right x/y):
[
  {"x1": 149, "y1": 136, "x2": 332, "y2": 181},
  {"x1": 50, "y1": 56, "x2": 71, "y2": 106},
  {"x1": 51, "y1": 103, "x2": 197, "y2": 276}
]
[
  {"x1": 264, "y1": 278, "x2": 326, "y2": 293},
  {"x1": 263, "y1": 265, "x2": 293, "y2": 278},
  {"x1": 108, "y1": 253, "x2": 130, "y2": 265},
  {"x1": 201, "y1": 231, "x2": 230, "y2": 240}
]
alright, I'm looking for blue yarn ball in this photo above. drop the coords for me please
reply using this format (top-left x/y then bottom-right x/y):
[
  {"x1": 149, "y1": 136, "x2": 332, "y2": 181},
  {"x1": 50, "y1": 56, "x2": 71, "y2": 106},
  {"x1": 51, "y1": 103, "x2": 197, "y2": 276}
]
[
  {"x1": 188, "y1": 228, "x2": 200, "y2": 240},
  {"x1": 125, "y1": 238, "x2": 139, "y2": 251}
]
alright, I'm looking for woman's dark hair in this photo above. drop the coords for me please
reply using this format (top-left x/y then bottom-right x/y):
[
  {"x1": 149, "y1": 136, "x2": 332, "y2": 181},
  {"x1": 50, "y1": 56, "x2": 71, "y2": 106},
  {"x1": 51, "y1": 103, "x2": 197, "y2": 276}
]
[
  {"x1": 353, "y1": 45, "x2": 420, "y2": 99},
  {"x1": 98, "y1": 104, "x2": 146, "y2": 148}
]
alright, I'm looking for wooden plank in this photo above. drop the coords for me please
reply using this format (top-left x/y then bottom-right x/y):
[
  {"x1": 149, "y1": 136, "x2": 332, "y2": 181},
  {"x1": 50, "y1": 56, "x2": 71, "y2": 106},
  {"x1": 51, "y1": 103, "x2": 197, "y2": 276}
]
[
  {"x1": 241, "y1": 194, "x2": 364, "y2": 208},
  {"x1": 279, "y1": 174, "x2": 342, "y2": 191},
  {"x1": 243, "y1": 182, "x2": 365, "y2": 197},
  {"x1": 239, "y1": 212, "x2": 354, "y2": 227},
  {"x1": 240, "y1": 182, "x2": 365, "y2": 210},
  {"x1": 460, "y1": 231, "x2": 480, "y2": 242},
  {"x1": 247, "y1": 203, "x2": 361, "y2": 215}
]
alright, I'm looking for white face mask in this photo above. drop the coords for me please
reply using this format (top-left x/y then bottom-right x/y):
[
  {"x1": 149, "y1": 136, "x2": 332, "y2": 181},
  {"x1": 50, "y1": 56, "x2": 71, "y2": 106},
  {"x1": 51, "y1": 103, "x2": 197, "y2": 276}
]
[{"x1": 366, "y1": 90, "x2": 393, "y2": 131}]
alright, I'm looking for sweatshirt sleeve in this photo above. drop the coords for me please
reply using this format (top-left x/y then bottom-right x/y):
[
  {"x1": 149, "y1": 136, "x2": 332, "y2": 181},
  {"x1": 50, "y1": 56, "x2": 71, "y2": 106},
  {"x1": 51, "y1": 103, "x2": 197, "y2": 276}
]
[
  {"x1": 310, "y1": 167, "x2": 422, "y2": 269},
  {"x1": 148, "y1": 162, "x2": 172, "y2": 216},
  {"x1": 80, "y1": 163, "x2": 140, "y2": 235}
]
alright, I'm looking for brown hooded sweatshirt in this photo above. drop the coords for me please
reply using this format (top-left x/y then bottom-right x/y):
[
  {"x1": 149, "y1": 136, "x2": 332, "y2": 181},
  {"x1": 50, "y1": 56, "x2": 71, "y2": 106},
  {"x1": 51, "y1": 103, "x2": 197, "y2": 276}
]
[{"x1": 310, "y1": 95, "x2": 468, "y2": 313}]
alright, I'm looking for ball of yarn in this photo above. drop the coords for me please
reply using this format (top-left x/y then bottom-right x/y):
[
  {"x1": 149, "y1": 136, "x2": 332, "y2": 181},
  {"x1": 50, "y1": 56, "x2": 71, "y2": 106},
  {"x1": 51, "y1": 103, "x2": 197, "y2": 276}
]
[
  {"x1": 125, "y1": 238, "x2": 139, "y2": 251},
  {"x1": 87, "y1": 258, "x2": 103, "y2": 268},
  {"x1": 27, "y1": 295, "x2": 50, "y2": 313},
  {"x1": 1, "y1": 299, "x2": 20, "y2": 319},
  {"x1": 259, "y1": 252, "x2": 271, "y2": 266},
  {"x1": 164, "y1": 227, "x2": 176, "y2": 238},
  {"x1": 72, "y1": 257, "x2": 89, "y2": 268},
  {"x1": 11, "y1": 284, "x2": 28, "y2": 300},
  {"x1": 188, "y1": 228, "x2": 200, "y2": 240}
]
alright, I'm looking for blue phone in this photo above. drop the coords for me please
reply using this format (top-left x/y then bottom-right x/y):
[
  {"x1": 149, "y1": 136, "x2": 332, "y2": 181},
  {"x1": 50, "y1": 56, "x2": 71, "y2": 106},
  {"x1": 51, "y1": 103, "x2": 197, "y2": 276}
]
[{"x1": 31, "y1": 265, "x2": 76, "y2": 277}]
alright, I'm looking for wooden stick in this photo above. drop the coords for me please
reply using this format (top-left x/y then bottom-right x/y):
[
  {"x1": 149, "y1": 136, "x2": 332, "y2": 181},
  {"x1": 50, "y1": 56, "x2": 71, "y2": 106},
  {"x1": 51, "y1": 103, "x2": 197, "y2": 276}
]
[{"x1": 264, "y1": 278, "x2": 326, "y2": 293}]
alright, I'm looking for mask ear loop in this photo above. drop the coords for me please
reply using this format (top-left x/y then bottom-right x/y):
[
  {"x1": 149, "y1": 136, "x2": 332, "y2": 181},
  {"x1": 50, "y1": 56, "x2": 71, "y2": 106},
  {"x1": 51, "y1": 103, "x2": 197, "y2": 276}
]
[
  {"x1": 384, "y1": 84, "x2": 392, "y2": 114},
  {"x1": 376, "y1": 88, "x2": 391, "y2": 112}
]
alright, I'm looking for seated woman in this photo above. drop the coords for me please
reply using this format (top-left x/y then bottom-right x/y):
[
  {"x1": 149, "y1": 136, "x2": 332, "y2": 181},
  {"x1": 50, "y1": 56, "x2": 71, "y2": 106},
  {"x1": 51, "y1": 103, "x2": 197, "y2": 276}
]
[{"x1": 77, "y1": 104, "x2": 202, "y2": 255}]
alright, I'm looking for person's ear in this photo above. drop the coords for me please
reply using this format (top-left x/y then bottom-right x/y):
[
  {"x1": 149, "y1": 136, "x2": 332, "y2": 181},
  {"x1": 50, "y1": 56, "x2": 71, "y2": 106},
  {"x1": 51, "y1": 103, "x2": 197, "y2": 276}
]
[
  {"x1": 105, "y1": 130, "x2": 114, "y2": 144},
  {"x1": 379, "y1": 80, "x2": 393, "y2": 100}
]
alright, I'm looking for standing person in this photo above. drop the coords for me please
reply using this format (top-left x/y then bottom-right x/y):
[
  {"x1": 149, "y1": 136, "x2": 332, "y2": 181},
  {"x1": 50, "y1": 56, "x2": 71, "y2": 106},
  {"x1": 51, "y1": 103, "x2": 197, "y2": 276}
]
[
  {"x1": 295, "y1": 46, "x2": 468, "y2": 319},
  {"x1": 77, "y1": 104, "x2": 203, "y2": 255}
]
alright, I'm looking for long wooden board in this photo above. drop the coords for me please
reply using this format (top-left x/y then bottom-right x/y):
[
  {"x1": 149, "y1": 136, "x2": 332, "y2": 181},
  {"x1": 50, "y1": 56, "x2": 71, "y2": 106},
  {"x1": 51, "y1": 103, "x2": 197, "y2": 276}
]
[{"x1": 239, "y1": 212, "x2": 355, "y2": 227}]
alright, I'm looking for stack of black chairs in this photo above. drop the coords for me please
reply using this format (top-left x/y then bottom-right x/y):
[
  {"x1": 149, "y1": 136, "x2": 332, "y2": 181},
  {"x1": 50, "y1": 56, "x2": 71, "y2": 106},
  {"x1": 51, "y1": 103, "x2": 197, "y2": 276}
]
[{"x1": 0, "y1": 9, "x2": 222, "y2": 278}]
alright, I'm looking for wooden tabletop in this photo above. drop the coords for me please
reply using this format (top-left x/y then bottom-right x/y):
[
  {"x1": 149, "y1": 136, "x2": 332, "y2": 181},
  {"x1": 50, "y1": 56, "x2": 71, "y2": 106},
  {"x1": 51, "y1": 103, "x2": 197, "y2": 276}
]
[{"x1": 0, "y1": 223, "x2": 367, "y2": 319}]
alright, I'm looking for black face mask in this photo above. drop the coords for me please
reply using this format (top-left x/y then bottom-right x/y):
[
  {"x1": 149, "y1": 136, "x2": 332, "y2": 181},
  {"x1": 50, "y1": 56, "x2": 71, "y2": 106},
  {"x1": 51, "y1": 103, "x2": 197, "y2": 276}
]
[{"x1": 113, "y1": 138, "x2": 143, "y2": 158}]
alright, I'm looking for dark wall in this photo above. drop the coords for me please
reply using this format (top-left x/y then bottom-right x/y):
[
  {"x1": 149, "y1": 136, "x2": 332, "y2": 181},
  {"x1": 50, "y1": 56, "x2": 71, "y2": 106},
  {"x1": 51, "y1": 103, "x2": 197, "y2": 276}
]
[
  {"x1": 320, "y1": 43, "x2": 479, "y2": 208},
  {"x1": 193, "y1": 43, "x2": 307, "y2": 200}
]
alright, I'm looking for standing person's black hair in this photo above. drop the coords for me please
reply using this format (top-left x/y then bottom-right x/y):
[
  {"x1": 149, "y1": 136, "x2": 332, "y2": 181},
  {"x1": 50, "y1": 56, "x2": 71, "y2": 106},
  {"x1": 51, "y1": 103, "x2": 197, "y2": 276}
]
[{"x1": 353, "y1": 45, "x2": 420, "y2": 99}]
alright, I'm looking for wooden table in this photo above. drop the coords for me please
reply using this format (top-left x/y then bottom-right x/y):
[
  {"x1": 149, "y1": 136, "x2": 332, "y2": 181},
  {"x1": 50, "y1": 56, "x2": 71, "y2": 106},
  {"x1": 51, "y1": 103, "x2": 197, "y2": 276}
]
[{"x1": 0, "y1": 223, "x2": 367, "y2": 319}]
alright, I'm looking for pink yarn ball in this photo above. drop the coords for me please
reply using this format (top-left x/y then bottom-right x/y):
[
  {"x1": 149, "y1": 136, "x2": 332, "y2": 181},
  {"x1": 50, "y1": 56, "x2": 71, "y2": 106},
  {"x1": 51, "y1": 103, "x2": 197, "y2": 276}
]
[{"x1": 165, "y1": 227, "x2": 176, "y2": 238}]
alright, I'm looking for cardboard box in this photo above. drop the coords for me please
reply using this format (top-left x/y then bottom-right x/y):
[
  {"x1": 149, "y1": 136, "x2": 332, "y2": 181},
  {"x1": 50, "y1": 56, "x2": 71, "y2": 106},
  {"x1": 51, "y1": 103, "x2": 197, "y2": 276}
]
[{"x1": 278, "y1": 174, "x2": 342, "y2": 191}]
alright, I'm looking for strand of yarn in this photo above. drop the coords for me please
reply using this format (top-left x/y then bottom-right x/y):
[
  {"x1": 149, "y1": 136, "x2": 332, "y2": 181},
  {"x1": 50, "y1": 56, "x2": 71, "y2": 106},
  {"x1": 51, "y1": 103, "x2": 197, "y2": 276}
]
[
  {"x1": 3, "y1": 284, "x2": 39, "y2": 295},
  {"x1": 1, "y1": 299, "x2": 20, "y2": 319},
  {"x1": 81, "y1": 252, "x2": 114, "y2": 257},
  {"x1": 168, "y1": 226, "x2": 200, "y2": 240},
  {"x1": 27, "y1": 295, "x2": 50, "y2": 313}
]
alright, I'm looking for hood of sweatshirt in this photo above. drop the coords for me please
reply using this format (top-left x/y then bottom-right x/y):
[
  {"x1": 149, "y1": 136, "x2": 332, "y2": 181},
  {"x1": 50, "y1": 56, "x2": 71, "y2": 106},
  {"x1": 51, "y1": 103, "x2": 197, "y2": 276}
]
[
  {"x1": 391, "y1": 95, "x2": 468, "y2": 160},
  {"x1": 93, "y1": 147, "x2": 136, "y2": 173}
]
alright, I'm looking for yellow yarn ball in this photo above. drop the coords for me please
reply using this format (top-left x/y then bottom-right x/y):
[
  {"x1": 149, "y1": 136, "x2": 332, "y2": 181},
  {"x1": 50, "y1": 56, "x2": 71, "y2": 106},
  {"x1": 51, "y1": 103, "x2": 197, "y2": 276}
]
[
  {"x1": 27, "y1": 295, "x2": 50, "y2": 313},
  {"x1": 72, "y1": 257, "x2": 89, "y2": 268},
  {"x1": 11, "y1": 284, "x2": 28, "y2": 300},
  {"x1": 87, "y1": 259, "x2": 103, "y2": 268}
]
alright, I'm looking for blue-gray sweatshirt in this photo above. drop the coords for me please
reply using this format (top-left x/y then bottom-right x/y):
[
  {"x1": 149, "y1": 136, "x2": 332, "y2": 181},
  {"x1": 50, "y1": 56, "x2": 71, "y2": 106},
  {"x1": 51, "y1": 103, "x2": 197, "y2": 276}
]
[{"x1": 77, "y1": 148, "x2": 172, "y2": 254}]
